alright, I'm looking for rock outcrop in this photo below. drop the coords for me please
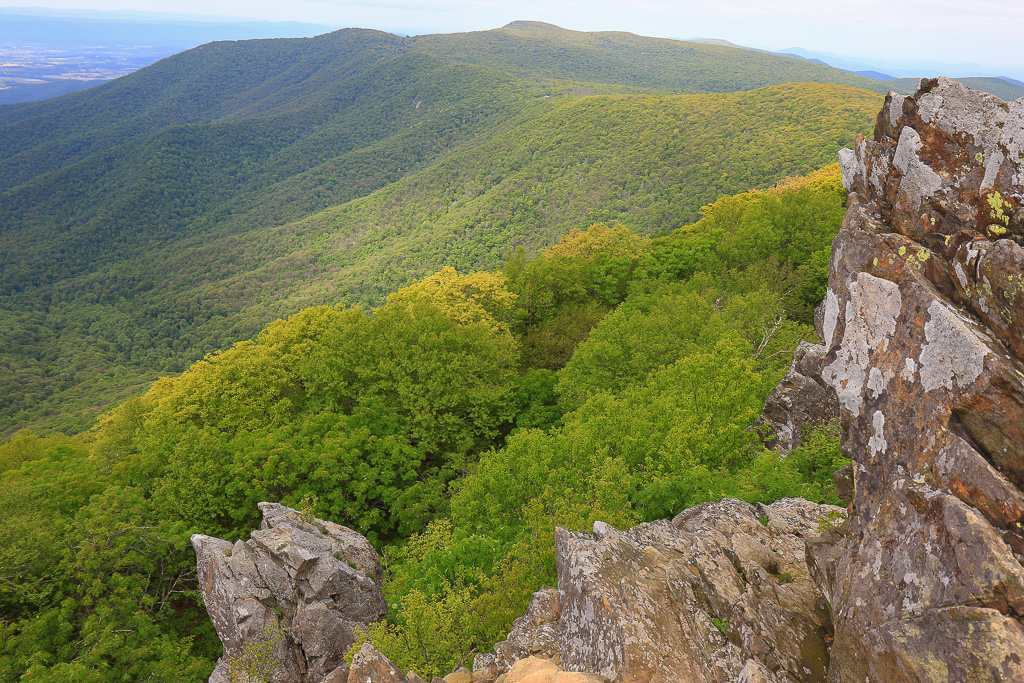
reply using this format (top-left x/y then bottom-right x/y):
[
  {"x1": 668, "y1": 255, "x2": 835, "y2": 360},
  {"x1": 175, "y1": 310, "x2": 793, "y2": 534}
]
[
  {"x1": 192, "y1": 503, "x2": 387, "y2": 683},
  {"x1": 346, "y1": 642, "x2": 407, "y2": 683},
  {"x1": 816, "y1": 77, "x2": 1024, "y2": 681},
  {"x1": 486, "y1": 498, "x2": 844, "y2": 683},
  {"x1": 499, "y1": 656, "x2": 609, "y2": 683},
  {"x1": 756, "y1": 340, "x2": 839, "y2": 453},
  {"x1": 557, "y1": 498, "x2": 844, "y2": 683},
  {"x1": 481, "y1": 80, "x2": 1024, "y2": 682}
]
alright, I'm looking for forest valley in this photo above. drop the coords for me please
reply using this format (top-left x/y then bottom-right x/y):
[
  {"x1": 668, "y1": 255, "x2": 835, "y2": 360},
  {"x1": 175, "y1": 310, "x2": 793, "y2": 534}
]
[{"x1": 0, "y1": 166, "x2": 851, "y2": 680}]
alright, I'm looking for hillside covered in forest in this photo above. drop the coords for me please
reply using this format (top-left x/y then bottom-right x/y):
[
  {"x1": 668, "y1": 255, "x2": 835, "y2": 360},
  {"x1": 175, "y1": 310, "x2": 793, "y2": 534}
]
[
  {"x1": 0, "y1": 163, "x2": 853, "y2": 679},
  {"x1": 0, "y1": 17, "x2": 919, "y2": 680},
  {"x1": 0, "y1": 21, "x2": 888, "y2": 437},
  {"x1": 1, "y1": 1, "x2": 1022, "y2": 673}
]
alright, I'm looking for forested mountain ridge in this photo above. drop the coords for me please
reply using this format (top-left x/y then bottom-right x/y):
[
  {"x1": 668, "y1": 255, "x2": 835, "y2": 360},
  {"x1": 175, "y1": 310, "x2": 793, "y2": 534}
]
[
  {"x1": 413, "y1": 21, "x2": 891, "y2": 94},
  {"x1": 0, "y1": 21, "x2": 887, "y2": 190},
  {"x1": 305, "y1": 83, "x2": 879, "y2": 304},
  {"x1": 0, "y1": 21, "x2": 885, "y2": 437}
]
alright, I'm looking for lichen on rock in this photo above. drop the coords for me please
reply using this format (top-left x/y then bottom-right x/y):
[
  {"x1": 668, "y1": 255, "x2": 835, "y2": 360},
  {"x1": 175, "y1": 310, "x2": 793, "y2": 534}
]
[{"x1": 816, "y1": 77, "x2": 1024, "y2": 682}]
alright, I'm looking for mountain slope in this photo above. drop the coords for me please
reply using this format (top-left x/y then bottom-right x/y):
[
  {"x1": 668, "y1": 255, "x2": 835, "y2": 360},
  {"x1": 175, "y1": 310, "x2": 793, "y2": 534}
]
[
  {"x1": 0, "y1": 49, "x2": 555, "y2": 294},
  {"x1": 306, "y1": 83, "x2": 880, "y2": 303},
  {"x1": 0, "y1": 23, "x2": 886, "y2": 437}
]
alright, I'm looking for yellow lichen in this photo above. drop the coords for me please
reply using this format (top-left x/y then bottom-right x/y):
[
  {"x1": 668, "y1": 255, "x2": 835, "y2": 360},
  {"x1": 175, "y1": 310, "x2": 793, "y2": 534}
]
[
  {"x1": 976, "y1": 151, "x2": 985, "y2": 164},
  {"x1": 898, "y1": 246, "x2": 907, "y2": 256},
  {"x1": 986, "y1": 191, "x2": 1011, "y2": 226},
  {"x1": 905, "y1": 247, "x2": 928, "y2": 270},
  {"x1": 921, "y1": 653, "x2": 950, "y2": 683},
  {"x1": 1006, "y1": 274, "x2": 1024, "y2": 300}
]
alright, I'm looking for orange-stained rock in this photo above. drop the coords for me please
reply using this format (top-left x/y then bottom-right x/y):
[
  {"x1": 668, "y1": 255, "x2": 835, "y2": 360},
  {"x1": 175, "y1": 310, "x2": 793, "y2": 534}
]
[
  {"x1": 517, "y1": 671, "x2": 557, "y2": 683},
  {"x1": 500, "y1": 657, "x2": 607, "y2": 683},
  {"x1": 505, "y1": 657, "x2": 559, "y2": 683},
  {"x1": 551, "y1": 674, "x2": 608, "y2": 683}
]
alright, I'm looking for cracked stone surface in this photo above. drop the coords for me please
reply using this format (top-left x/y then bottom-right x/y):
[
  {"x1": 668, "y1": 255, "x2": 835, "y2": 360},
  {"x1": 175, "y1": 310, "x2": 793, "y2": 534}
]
[
  {"x1": 551, "y1": 498, "x2": 843, "y2": 683},
  {"x1": 192, "y1": 503, "x2": 387, "y2": 683},
  {"x1": 813, "y1": 78, "x2": 1024, "y2": 682},
  {"x1": 345, "y1": 642, "x2": 406, "y2": 683}
]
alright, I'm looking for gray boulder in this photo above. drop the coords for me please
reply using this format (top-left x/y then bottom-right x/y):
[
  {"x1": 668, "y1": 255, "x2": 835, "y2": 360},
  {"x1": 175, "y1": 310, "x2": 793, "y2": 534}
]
[
  {"x1": 193, "y1": 502, "x2": 387, "y2": 683},
  {"x1": 756, "y1": 340, "x2": 839, "y2": 453},
  {"x1": 492, "y1": 587, "x2": 562, "y2": 672},
  {"x1": 346, "y1": 642, "x2": 406, "y2": 683}
]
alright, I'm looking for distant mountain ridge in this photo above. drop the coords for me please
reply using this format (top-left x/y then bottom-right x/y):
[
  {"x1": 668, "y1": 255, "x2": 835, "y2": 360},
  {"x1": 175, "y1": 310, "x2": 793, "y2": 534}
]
[
  {"x1": 0, "y1": 8, "x2": 337, "y2": 104},
  {"x1": 883, "y1": 76, "x2": 1024, "y2": 102},
  {"x1": 776, "y1": 46, "x2": 1024, "y2": 100},
  {"x1": 413, "y1": 21, "x2": 888, "y2": 94},
  {"x1": 687, "y1": 38, "x2": 1024, "y2": 101}
]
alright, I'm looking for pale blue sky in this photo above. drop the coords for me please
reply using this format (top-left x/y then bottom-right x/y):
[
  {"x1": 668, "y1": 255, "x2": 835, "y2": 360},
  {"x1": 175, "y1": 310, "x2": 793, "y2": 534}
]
[{"x1": 2, "y1": 0, "x2": 1022, "y2": 80}]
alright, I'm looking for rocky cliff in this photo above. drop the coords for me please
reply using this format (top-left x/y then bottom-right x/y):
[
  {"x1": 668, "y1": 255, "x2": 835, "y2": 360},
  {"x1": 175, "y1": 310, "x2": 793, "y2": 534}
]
[
  {"x1": 815, "y1": 77, "x2": 1024, "y2": 681},
  {"x1": 195, "y1": 79, "x2": 1024, "y2": 683},
  {"x1": 485, "y1": 78, "x2": 1024, "y2": 682}
]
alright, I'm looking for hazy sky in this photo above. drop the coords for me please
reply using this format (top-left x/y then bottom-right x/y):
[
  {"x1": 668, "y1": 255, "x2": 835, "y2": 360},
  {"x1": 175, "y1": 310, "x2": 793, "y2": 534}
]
[{"x1": 3, "y1": 0, "x2": 1022, "y2": 79}]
